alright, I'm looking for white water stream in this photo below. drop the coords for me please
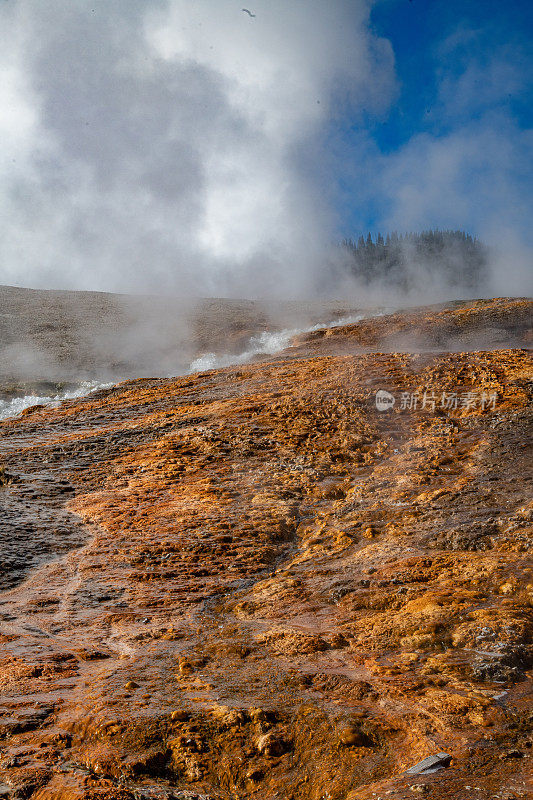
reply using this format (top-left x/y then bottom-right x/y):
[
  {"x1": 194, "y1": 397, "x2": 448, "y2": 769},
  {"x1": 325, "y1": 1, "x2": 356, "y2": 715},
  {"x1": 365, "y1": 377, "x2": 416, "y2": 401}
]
[
  {"x1": 0, "y1": 381, "x2": 113, "y2": 421},
  {"x1": 187, "y1": 312, "x2": 382, "y2": 373},
  {"x1": 1, "y1": 311, "x2": 388, "y2": 421}
]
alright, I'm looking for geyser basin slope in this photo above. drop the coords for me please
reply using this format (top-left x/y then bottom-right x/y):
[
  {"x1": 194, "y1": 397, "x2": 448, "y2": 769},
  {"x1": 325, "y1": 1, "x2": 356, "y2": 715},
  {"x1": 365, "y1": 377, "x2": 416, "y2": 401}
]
[
  {"x1": 0, "y1": 283, "x2": 376, "y2": 386},
  {"x1": 0, "y1": 297, "x2": 531, "y2": 799}
]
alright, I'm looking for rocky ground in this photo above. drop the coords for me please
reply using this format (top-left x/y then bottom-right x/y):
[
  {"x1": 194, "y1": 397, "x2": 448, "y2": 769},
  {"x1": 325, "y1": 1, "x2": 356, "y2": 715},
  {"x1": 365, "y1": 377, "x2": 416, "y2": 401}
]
[{"x1": 0, "y1": 297, "x2": 532, "y2": 800}]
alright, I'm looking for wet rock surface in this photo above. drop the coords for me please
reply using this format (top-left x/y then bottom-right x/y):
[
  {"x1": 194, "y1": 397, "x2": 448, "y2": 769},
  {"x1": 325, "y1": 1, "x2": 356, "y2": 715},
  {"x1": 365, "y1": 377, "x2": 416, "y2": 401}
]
[
  {"x1": 0, "y1": 298, "x2": 531, "y2": 799},
  {"x1": 0, "y1": 474, "x2": 86, "y2": 591}
]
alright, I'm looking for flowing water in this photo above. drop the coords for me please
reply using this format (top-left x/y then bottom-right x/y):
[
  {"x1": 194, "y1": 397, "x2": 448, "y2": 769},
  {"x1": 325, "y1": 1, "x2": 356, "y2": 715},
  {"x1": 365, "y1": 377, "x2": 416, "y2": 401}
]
[
  {"x1": 187, "y1": 312, "x2": 383, "y2": 372},
  {"x1": 1, "y1": 312, "x2": 388, "y2": 421},
  {"x1": 0, "y1": 381, "x2": 113, "y2": 421}
]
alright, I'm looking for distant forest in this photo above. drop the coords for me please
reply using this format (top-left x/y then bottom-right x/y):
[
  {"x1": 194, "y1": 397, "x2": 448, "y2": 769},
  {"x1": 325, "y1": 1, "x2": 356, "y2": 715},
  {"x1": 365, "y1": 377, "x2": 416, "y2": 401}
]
[{"x1": 342, "y1": 229, "x2": 488, "y2": 289}]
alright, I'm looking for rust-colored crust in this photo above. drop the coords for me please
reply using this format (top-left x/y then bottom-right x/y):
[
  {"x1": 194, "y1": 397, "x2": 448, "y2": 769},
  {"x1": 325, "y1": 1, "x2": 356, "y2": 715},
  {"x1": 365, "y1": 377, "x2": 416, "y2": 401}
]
[{"x1": 0, "y1": 299, "x2": 532, "y2": 800}]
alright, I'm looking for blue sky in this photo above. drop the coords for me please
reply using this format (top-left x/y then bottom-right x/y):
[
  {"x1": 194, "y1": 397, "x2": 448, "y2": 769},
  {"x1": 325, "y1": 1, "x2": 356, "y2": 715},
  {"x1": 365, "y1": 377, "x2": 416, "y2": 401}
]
[
  {"x1": 372, "y1": 0, "x2": 532, "y2": 152},
  {"x1": 335, "y1": 0, "x2": 533, "y2": 246}
]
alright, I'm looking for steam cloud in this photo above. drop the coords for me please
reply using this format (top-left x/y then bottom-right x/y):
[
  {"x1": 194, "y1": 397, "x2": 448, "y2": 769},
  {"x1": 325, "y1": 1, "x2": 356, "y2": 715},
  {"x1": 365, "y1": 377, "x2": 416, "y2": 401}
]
[
  {"x1": 0, "y1": 0, "x2": 394, "y2": 298},
  {"x1": 0, "y1": 1, "x2": 530, "y2": 299}
]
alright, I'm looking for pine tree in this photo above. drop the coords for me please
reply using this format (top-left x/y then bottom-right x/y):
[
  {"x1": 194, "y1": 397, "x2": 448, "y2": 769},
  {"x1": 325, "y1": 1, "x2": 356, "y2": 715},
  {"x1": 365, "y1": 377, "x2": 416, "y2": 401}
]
[{"x1": 341, "y1": 229, "x2": 488, "y2": 290}]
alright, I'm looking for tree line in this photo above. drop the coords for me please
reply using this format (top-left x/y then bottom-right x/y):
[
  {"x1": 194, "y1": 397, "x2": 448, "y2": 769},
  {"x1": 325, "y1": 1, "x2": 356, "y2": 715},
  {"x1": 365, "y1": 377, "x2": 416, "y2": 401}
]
[{"x1": 341, "y1": 229, "x2": 488, "y2": 289}]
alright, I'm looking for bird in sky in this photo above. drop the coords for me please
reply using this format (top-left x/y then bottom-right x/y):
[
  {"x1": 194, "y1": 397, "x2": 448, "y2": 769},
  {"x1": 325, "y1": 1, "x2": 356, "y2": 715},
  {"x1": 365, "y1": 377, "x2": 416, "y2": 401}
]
[{"x1": 242, "y1": 8, "x2": 256, "y2": 17}]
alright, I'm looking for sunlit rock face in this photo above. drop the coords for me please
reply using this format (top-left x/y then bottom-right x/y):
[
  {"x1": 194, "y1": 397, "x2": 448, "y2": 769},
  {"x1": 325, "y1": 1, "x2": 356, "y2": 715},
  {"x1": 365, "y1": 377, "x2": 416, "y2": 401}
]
[{"x1": 0, "y1": 298, "x2": 531, "y2": 800}]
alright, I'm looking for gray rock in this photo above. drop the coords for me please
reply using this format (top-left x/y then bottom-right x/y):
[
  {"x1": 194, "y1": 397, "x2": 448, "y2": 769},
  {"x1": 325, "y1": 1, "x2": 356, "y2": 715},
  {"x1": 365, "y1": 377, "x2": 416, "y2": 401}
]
[{"x1": 404, "y1": 753, "x2": 451, "y2": 775}]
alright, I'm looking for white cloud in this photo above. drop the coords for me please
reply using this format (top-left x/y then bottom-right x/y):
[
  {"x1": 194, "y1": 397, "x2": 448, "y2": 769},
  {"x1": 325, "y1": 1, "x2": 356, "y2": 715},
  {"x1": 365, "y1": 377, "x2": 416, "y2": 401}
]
[
  {"x1": 346, "y1": 23, "x2": 533, "y2": 297},
  {"x1": 382, "y1": 120, "x2": 531, "y2": 234}
]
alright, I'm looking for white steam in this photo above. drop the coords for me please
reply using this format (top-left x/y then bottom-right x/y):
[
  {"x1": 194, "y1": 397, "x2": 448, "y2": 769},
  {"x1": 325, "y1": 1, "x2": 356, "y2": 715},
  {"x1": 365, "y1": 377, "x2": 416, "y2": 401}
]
[
  {"x1": 0, "y1": 0, "x2": 394, "y2": 298},
  {"x1": 0, "y1": 312, "x2": 384, "y2": 419},
  {"x1": 0, "y1": 2, "x2": 530, "y2": 301}
]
